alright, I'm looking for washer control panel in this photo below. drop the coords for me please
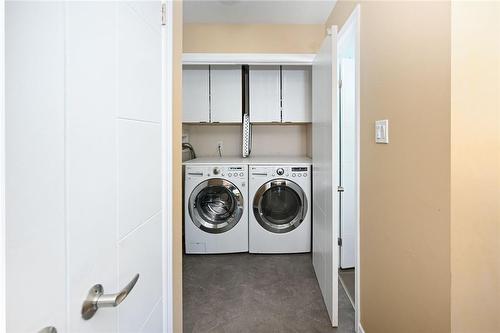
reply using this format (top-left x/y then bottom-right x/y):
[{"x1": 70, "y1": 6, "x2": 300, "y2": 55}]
[
  {"x1": 250, "y1": 166, "x2": 310, "y2": 179},
  {"x1": 186, "y1": 165, "x2": 247, "y2": 180},
  {"x1": 223, "y1": 166, "x2": 246, "y2": 179}
]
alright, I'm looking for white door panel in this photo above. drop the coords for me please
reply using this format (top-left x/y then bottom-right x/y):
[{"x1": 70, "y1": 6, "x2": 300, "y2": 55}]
[
  {"x1": 183, "y1": 66, "x2": 210, "y2": 123},
  {"x1": 249, "y1": 65, "x2": 281, "y2": 123},
  {"x1": 65, "y1": 2, "x2": 119, "y2": 331},
  {"x1": 117, "y1": 2, "x2": 161, "y2": 123},
  {"x1": 339, "y1": 59, "x2": 356, "y2": 269},
  {"x1": 282, "y1": 66, "x2": 312, "y2": 123},
  {"x1": 312, "y1": 27, "x2": 339, "y2": 327},
  {"x1": 210, "y1": 65, "x2": 242, "y2": 123},
  {"x1": 125, "y1": 1, "x2": 162, "y2": 35},
  {"x1": 118, "y1": 119, "x2": 161, "y2": 239},
  {"x1": 116, "y1": 2, "x2": 163, "y2": 330},
  {"x1": 139, "y1": 299, "x2": 163, "y2": 333},
  {"x1": 119, "y1": 213, "x2": 162, "y2": 333},
  {"x1": 5, "y1": 3, "x2": 67, "y2": 331},
  {"x1": 6, "y1": 2, "x2": 164, "y2": 332}
]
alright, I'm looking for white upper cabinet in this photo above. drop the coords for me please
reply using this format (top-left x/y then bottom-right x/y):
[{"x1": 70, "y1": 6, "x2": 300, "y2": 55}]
[
  {"x1": 210, "y1": 65, "x2": 242, "y2": 123},
  {"x1": 182, "y1": 64, "x2": 311, "y2": 124},
  {"x1": 282, "y1": 66, "x2": 312, "y2": 123},
  {"x1": 183, "y1": 65, "x2": 210, "y2": 123},
  {"x1": 249, "y1": 65, "x2": 281, "y2": 123}
]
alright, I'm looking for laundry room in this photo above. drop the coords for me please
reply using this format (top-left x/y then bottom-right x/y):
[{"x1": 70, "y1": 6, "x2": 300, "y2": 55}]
[{"x1": 179, "y1": 2, "x2": 360, "y2": 332}]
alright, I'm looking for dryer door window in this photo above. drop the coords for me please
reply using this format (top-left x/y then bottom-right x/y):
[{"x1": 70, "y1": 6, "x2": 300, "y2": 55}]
[
  {"x1": 253, "y1": 179, "x2": 308, "y2": 234},
  {"x1": 189, "y1": 178, "x2": 244, "y2": 234}
]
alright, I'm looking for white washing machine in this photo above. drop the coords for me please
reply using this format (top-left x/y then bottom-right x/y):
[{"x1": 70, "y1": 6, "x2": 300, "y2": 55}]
[
  {"x1": 184, "y1": 164, "x2": 248, "y2": 254},
  {"x1": 249, "y1": 164, "x2": 311, "y2": 253}
]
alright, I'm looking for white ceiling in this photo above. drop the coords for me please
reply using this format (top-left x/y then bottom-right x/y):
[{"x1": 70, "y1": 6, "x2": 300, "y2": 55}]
[{"x1": 184, "y1": 0, "x2": 337, "y2": 24}]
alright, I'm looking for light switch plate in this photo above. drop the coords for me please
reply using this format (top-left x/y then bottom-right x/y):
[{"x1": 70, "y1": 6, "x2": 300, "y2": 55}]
[{"x1": 375, "y1": 120, "x2": 389, "y2": 144}]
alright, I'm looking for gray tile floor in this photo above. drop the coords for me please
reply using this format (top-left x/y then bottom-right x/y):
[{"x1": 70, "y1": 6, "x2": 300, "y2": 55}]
[{"x1": 183, "y1": 253, "x2": 355, "y2": 333}]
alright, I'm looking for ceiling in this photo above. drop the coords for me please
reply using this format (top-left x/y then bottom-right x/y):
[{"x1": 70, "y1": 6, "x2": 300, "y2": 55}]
[{"x1": 183, "y1": 0, "x2": 337, "y2": 24}]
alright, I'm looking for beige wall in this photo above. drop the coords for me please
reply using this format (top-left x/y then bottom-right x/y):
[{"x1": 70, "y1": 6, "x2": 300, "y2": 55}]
[
  {"x1": 326, "y1": 2, "x2": 451, "y2": 332},
  {"x1": 172, "y1": 1, "x2": 183, "y2": 332},
  {"x1": 451, "y1": 2, "x2": 500, "y2": 332},
  {"x1": 184, "y1": 124, "x2": 311, "y2": 158},
  {"x1": 184, "y1": 24, "x2": 324, "y2": 53}
]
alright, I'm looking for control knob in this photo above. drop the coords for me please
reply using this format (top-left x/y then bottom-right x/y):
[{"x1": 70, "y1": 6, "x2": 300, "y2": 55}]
[{"x1": 276, "y1": 168, "x2": 285, "y2": 176}]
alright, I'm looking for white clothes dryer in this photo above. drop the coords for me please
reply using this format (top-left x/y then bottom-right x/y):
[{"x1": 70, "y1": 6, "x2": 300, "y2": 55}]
[{"x1": 249, "y1": 164, "x2": 311, "y2": 253}]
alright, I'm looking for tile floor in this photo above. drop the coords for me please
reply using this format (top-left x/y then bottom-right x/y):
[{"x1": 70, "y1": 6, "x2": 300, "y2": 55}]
[
  {"x1": 339, "y1": 268, "x2": 355, "y2": 307},
  {"x1": 183, "y1": 253, "x2": 355, "y2": 333}
]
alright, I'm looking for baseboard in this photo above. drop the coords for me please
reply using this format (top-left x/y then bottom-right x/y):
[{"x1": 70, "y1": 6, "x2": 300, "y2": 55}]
[{"x1": 358, "y1": 323, "x2": 365, "y2": 333}]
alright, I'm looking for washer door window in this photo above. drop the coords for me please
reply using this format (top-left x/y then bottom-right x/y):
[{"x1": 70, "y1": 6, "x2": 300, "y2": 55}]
[
  {"x1": 189, "y1": 178, "x2": 244, "y2": 234},
  {"x1": 253, "y1": 179, "x2": 307, "y2": 233}
]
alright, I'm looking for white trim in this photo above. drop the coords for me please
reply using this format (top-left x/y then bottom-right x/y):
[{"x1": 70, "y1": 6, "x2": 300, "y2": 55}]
[
  {"x1": 183, "y1": 53, "x2": 315, "y2": 65},
  {"x1": 161, "y1": 1, "x2": 174, "y2": 332},
  {"x1": 0, "y1": 0, "x2": 6, "y2": 332},
  {"x1": 338, "y1": 4, "x2": 361, "y2": 333}
]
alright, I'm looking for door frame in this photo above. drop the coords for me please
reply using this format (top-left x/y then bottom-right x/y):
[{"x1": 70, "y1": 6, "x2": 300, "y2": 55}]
[
  {"x1": 337, "y1": 5, "x2": 361, "y2": 333},
  {"x1": 0, "y1": 0, "x2": 6, "y2": 331},
  {"x1": 161, "y1": 1, "x2": 174, "y2": 332}
]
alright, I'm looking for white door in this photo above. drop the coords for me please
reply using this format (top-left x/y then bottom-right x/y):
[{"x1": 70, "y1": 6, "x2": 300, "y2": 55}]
[
  {"x1": 5, "y1": 2, "x2": 164, "y2": 332},
  {"x1": 249, "y1": 65, "x2": 281, "y2": 123},
  {"x1": 339, "y1": 58, "x2": 356, "y2": 269},
  {"x1": 210, "y1": 65, "x2": 242, "y2": 123},
  {"x1": 281, "y1": 66, "x2": 312, "y2": 123},
  {"x1": 312, "y1": 26, "x2": 339, "y2": 327},
  {"x1": 183, "y1": 65, "x2": 210, "y2": 123}
]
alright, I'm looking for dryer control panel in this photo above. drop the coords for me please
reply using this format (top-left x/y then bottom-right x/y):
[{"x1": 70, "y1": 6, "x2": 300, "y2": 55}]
[{"x1": 250, "y1": 166, "x2": 310, "y2": 179}]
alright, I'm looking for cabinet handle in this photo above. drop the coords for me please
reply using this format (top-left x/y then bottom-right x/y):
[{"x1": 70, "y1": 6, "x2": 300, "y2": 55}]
[{"x1": 81, "y1": 274, "x2": 139, "y2": 320}]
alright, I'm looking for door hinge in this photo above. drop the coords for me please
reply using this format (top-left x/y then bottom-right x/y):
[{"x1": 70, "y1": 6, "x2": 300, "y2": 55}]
[
  {"x1": 161, "y1": 3, "x2": 167, "y2": 26},
  {"x1": 338, "y1": 237, "x2": 343, "y2": 246},
  {"x1": 339, "y1": 79, "x2": 343, "y2": 89},
  {"x1": 337, "y1": 186, "x2": 344, "y2": 192}
]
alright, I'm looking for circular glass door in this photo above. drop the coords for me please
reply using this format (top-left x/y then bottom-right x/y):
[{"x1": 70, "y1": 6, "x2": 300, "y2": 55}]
[
  {"x1": 189, "y1": 178, "x2": 244, "y2": 234},
  {"x1": 253, "y1": 179, "x2": 307, "y2": 233}
]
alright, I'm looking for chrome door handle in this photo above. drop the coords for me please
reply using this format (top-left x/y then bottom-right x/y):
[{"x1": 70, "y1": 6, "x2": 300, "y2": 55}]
[
  {"x1": 38, "y1": 327, "x2": 57, "y2": 333},
  {"x1": 271, "y1": 180, "x2": 286, "y2": 187},
  {"x1": 81, "y1": 273, "x2": 139, "y2": 320}
]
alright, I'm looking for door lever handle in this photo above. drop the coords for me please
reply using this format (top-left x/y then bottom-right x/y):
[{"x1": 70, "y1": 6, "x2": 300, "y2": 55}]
[{"x1": 81, "y1": 273, "x2": 139, "y2": 320}]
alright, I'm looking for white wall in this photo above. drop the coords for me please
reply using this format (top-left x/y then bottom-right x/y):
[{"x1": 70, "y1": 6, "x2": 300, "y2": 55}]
[{"x1": 183, "y1": 124, "x2": 312, "y2": 158}]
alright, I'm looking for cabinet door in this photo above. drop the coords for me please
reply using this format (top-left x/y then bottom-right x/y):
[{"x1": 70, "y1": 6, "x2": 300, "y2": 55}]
[
  {"x1": 282, "y1": 65, "x2": 312, "y2": 122},
  {"x1": 249, "y1": 65, "x2": 281, "y2": 123},
  {"x1": 183, "y1": 65, "x2": 209, "y2": 123},
  {"x1": 210, "y1": 65, "x2": 242, "y2": 123}
]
